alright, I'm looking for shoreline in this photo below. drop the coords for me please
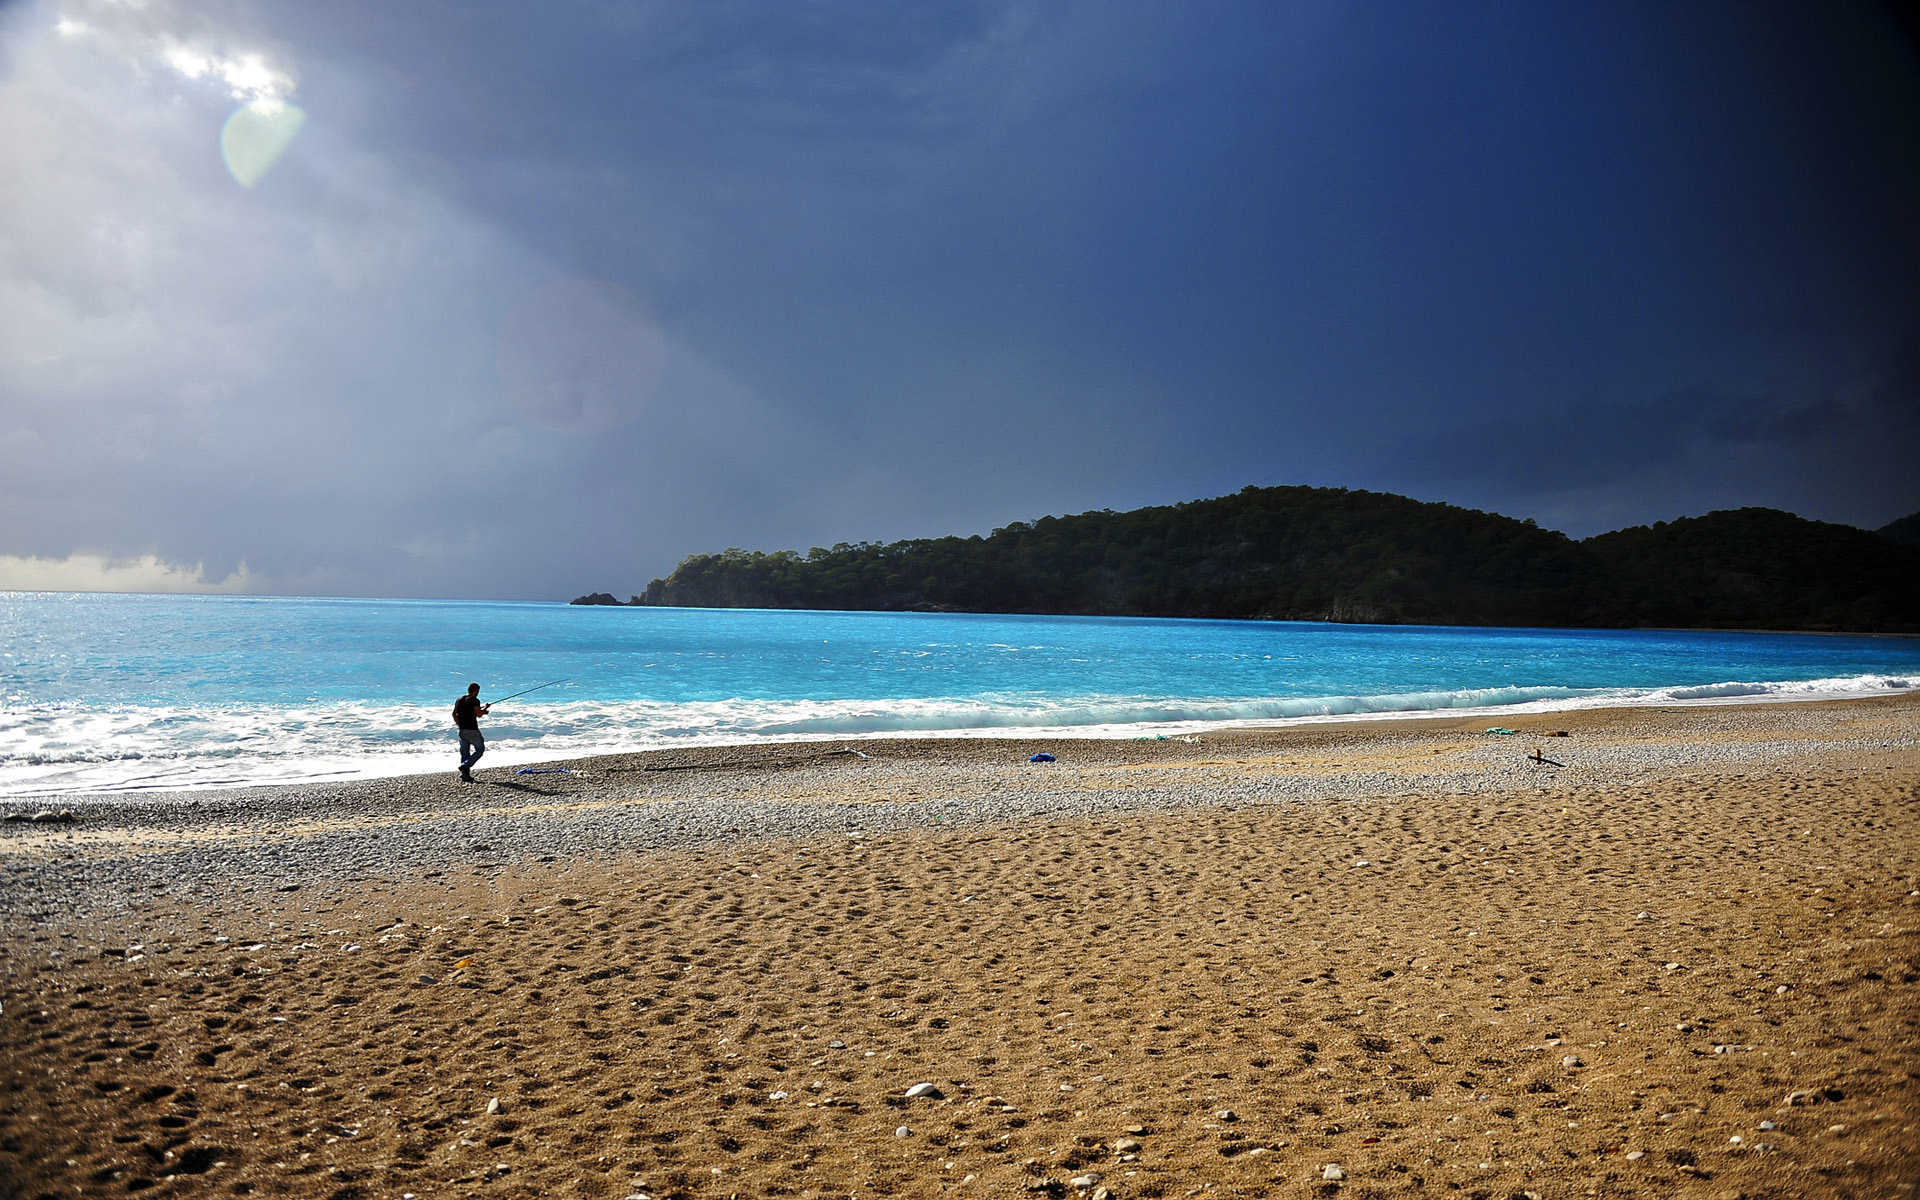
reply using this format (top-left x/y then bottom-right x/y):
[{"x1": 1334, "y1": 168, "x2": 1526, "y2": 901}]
[
  {"x1": 1, "y1": 692, "x2": 1913, "y2": 892},
  {"x1": 9, "y1": 687, "x2": 1916, "y2": 809},
  {"x1": 7, "y1": 683, "x2": 1915, "y2": 804},
  {"x1": 3, "y1": 693, "x2": 1916, "y2": 1198}
]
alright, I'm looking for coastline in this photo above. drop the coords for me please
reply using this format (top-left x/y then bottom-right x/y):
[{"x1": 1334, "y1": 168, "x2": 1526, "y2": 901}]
[
  {"x1": 6, "y1": 676, "x2": 1914, "y2": 802},
  {"x1": 2, "y1": 693, "x2": 1916, "y2": 1197}
]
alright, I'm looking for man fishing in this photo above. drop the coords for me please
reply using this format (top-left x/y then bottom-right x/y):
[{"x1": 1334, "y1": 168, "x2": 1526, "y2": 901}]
[
  {"x1": 452, "y1": 682, "x2": 490, "y2": 782},
  {"x1": 451, "y1": 678, "x2": 569, "y2": 782}
]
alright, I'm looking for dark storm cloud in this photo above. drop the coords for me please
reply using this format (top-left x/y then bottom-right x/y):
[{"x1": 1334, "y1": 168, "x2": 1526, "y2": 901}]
[
  {"x1": 1384, "y1": 387, "x2": 1859, "y2": 494},
  {"x1": 1, "y1": 0, "x2": 1916, "y2": 596}
]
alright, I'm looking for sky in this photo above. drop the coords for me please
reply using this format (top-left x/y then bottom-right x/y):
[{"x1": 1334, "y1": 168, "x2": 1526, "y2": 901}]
[{"x1": 1, "y1": 0, "x2": 1916, "y2": 600}]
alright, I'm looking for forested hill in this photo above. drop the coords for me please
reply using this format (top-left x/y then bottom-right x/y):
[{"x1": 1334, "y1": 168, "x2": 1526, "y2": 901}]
[{"x1": 577, "y1": 487, "x2": 1920, "y2": 632}]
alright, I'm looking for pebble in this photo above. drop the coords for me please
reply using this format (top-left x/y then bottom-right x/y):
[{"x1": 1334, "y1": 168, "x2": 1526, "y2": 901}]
[
  {"x1": 768, "y1": 1091, "x2": 787, "y2": 1101},
  {"x1": 1758, "y1": 1120, "x2": 1776, "y2": 1131},
  {"x1": 1637, "y1": 911, "x2": 1652, "y2": 920},
  {"x1": 1321, "y1": 1163, "x2": 1345, "y2": 1181},
  {"x1": 1113, "y1": 1138, "x2": 1142, "y2": 1153},
  {"x1": 1069, "y1": 1173, "x2": 1102, "y2": 1188},
  {"x1": 904, "y1": 1082, "x2": 943, "y2": 1099},
  {"x1": 829, "y1": 1040, "x2": 846, "y2": 1049},
  {"x1": 895, "y1": 1126, "x2": 911, "y2": 1138},
  {"x1": 1217, "y1": 1109, "x2": 1238, "y2": 1122},
  {"x1": 1353, "y1": 859, "x2": 1371, "y2": 867},
  {"x1": 1625, "y1": 1150, "x2": 1645, "y2": 1161},
  {"x1": 485, "y1": 1097, "x2": 500, "y2": 1115},
  {"x1": 1562, "y1": 1055, "x2": 1583, "y2": 1068},
  {"x1": 1827, "y1": 1124, "x2": 1847, "y2": 1135}
]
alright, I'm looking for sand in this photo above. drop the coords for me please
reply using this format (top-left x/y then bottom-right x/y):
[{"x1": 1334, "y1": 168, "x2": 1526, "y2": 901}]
[{"x1": 2, "y1": 695, "x2": 1917, "y2": 1199}]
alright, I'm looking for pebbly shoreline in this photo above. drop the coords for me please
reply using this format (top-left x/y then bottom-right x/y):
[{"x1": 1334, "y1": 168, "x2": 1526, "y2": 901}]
[{"x1": 4, "y1": 694, "x2": 1914, "y2": 914}]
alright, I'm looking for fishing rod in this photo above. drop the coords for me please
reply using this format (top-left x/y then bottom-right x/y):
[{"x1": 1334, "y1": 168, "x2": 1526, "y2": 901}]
[{"x1": 486, "y1": 678, "x2": 572, "y2": 707}]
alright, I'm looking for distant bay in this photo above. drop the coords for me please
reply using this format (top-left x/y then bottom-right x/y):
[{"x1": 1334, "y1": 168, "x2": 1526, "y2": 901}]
[{"x1": 2, "y1": 591, "x2": 1916, "y2": 797}]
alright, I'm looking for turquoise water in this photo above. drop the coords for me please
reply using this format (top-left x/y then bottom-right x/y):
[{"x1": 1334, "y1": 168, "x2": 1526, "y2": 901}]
[{"x1": 2, "y1": 592, "x2": 1916, "y2": 796}]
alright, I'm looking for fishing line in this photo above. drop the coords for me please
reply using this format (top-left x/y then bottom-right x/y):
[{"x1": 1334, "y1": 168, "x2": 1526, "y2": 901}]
[{"x1": 486, "y1": 678, "x2": 573, "y2": 706}]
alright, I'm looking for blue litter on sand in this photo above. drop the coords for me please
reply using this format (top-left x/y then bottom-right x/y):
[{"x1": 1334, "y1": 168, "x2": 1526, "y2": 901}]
[
  {"x1": 1029, "y1": 753, "x2": 1055, "y2": 763},
  {"x1": 516, "y1": 767, "x2": 574, "y2": 775}
]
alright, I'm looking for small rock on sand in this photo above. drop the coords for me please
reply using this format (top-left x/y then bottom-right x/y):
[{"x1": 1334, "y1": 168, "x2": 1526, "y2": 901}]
[
  {"x1": 904, "y1": 1082, "x2": 942, "y2": 1099},
  {"x1": 1322, "y1": 1163, "x2": 1345, "y2": 1180}
]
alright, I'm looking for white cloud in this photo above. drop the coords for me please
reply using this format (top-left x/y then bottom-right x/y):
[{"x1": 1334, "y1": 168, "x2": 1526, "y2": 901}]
[
  {"x1": 52, "y1": 0, "x2": 300, "y2": 103},
  {"x1": 0, "y1": 553, "x2": 254, "y2": 594},
  {"x1": 160, "y1": 38, "x2": 296, "y2": 102}
]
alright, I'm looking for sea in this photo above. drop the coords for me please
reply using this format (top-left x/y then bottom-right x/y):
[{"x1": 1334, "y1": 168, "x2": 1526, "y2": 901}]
[{"x1": 2, "y1": 592, "x2": 1916, "y2": 799}]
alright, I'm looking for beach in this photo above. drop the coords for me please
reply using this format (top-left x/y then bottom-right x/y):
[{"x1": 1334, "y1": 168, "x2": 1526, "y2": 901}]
[{"x1": 2, "y1": 694, "x2": 1916, "y2": 1198}]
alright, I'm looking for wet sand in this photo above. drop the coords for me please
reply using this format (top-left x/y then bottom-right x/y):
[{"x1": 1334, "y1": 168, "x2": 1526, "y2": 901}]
[{"x1": 2, "y1": 695, "x2": 1917, "y2": 1199}]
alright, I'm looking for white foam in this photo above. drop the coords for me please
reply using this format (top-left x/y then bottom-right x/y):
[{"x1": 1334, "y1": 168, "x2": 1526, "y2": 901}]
[{"x1": 0, "y1": 672, "x2": 1909, "y2": 798}]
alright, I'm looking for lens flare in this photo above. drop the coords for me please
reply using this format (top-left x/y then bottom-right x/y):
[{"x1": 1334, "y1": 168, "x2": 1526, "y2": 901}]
[
  {"x1": 496, "y1": 278, "x2": 665, "y2": 433},
  {"x1": 220, "y1": 99, "x2": 306, "y2": 187}
]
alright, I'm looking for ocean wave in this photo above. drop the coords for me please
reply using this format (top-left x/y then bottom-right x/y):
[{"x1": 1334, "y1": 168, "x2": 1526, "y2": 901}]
[{"x1": 0, "y1": 672, "x2": 1910, "y2": 798}]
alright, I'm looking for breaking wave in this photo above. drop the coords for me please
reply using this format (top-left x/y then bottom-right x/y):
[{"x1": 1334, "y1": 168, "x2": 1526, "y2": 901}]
[{"x1": 1, "y1": 672, "x2": 1909, "y2": 798}]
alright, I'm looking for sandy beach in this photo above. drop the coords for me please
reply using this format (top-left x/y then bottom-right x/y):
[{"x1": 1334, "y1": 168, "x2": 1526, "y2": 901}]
[{"x1": 2, "y1": 694, "x2": 1916, "y2": 1199}]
